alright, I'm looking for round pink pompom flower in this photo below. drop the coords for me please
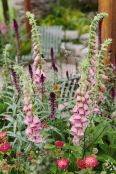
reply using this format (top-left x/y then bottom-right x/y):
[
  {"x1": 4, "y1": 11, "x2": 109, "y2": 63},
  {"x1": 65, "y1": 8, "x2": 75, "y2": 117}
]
[{"x1": 56, "y1": 158, "x2": 69, "y2": 170}]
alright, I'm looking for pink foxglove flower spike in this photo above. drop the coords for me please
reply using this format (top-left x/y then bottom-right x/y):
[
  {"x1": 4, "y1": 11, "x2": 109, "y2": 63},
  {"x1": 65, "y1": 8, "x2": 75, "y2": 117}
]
[{"x1": 23, "y1": 86, "x2": 43, "y2": 144}]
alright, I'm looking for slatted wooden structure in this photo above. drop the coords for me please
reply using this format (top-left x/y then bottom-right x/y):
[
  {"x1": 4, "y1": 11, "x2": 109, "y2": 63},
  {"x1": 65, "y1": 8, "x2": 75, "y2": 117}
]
[
  {"x1": 59, "y1": 76, "x2": 80, "y2": 102},
  {"x1": 39, "y1": 26, "x2": 63, "y2": 59}
]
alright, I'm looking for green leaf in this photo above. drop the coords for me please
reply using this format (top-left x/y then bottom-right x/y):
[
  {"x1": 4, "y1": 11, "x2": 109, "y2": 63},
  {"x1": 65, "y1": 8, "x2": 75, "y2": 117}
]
[{"x1": 98, "y1": 154, "x2": 116, "y2": 164}]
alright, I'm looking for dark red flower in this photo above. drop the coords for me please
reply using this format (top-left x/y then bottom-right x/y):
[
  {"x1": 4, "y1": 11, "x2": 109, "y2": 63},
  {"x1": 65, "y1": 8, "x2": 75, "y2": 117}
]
[
  {"x1": 56, "y1": 158, "x2": 69, "y2": 170},
  {"x1": 0, "y1": 142, "x2": 11, "y2": 153},
  {"x1": 76, "y1": 159, "x2": 86, "y2": 169},
  {"x1": 55, "y1": 141, "x2": 64, "y2": 148},
  {"x1": 76, "y1": 155, "x2": 98, "y2": 169}
]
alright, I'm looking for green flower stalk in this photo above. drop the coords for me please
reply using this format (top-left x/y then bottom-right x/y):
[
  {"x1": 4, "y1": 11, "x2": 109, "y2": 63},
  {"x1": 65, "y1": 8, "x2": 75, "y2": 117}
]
[
  {"x1": 70, "y1": 13, "x2": 112, "y2": 144},
  {"x1": 26, "y1": 12, "x2": 42, "y2": 69},
  {"x1": 95, "y1": 39, "x2": 112, "y2": 92},
  {"x1": 2, "y1": 45, "x2": 10, "y2": 74},
  {"x1": 80, "y1": 13, "x2": 108, "y2": 85},
  {"x1": 14, "y1": 65, "x2": 43, "y2": 144},
  {"x1": 88, "y1": 13, "x2": 108, "y2": 60},
  {"x1": 2, "y1": 44, "x2": 11, "y2": 82},
  {"x1": 26, "y1": 12, "x2": 46, "y2": 86}
]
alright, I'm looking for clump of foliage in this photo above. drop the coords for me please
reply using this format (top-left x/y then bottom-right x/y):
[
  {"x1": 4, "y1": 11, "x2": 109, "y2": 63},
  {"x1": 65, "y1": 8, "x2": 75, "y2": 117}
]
[
  {"x1": 58, "y1": 0, "x2": 98, "y2": 12},
  {"x1": 39, "y1": 6, "x2": 90, "y2": 34}
]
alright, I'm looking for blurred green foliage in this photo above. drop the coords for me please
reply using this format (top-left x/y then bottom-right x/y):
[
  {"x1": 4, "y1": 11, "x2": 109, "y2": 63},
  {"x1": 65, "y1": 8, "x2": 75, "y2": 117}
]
[
  {"x1": 58, "y1": 0, "x2": 98, "y2": 12},
  {"x1": 39, "y1": 6, "x2": 90, "y2": 34}
]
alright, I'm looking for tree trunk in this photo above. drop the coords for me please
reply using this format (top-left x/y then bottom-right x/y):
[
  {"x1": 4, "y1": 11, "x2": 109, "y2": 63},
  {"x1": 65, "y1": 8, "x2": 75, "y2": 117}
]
[
  {"x1": 1, "y1": 0, "x2": 9, "y2": 21},
  {"x1": 99, "y1": 0, "x2": 116, "y2": 64},
  {"x1": 24, "y1": 0, "x2": 31, "y2": 37}
]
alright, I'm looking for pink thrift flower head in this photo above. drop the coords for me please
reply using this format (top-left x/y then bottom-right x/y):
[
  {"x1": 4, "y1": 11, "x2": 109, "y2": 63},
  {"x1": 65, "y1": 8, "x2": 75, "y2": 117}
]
[
  {"x1": 76, "y1": 155, "x2": 98, "y2": 169},
  {"x1": 56, "y1": 158, "x2": 69, "y2": 170},
  {"x1": 55, "y1": 141, "x2": 64, "y2": 148},
  {"x1": 0, "y1": 22, "x2": 7, "y2": 36},
  {"x1": 0, "y1": 142, "x2": 11, "y2": 153},
  {"x1": 84, "y1": 155, "x2": 98, "y2": 168}
]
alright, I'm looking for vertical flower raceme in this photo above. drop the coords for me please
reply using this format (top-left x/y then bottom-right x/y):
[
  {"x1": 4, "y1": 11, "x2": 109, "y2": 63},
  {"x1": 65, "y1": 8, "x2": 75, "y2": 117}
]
[
  {"x1": 49, "y1": 92, "x2": 57, "y2": 120},
  {"x1": 12, "y1": 19, "x2": 20, "y2": 50},
  {"x1": 28, "y1": 64, "x2": 33, "y2": 79},
  {"x1": 98, "y1": 17, "x2": 104, "y2": 49},
  {"x1": 94, "y1": 39, "x2": 112, "y2": 103},
  {"x1": 70, "y1": 13, "x2": 112, "y2": 145},
  {"x1": 14, "y1": 66, "x2": 43, "y2": 144},
  {"x1": 50, "y1": 48, "x2": 58, "y2": 72},
  {"x1": 26, "y1": 12, "x2": 46, "y2": 86},
  {"x1": 23, "y1": 83, "x2": 43, "y2": 144},
  {"x1": 32, "y1": 44, "x2": 46, "y2": 85},
  {"x1": 70, "y1": 88, "x2": 90, "y2": 144},
  {"x1": 11, "y1": 66, "x2": 20, "y2": 94}
]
